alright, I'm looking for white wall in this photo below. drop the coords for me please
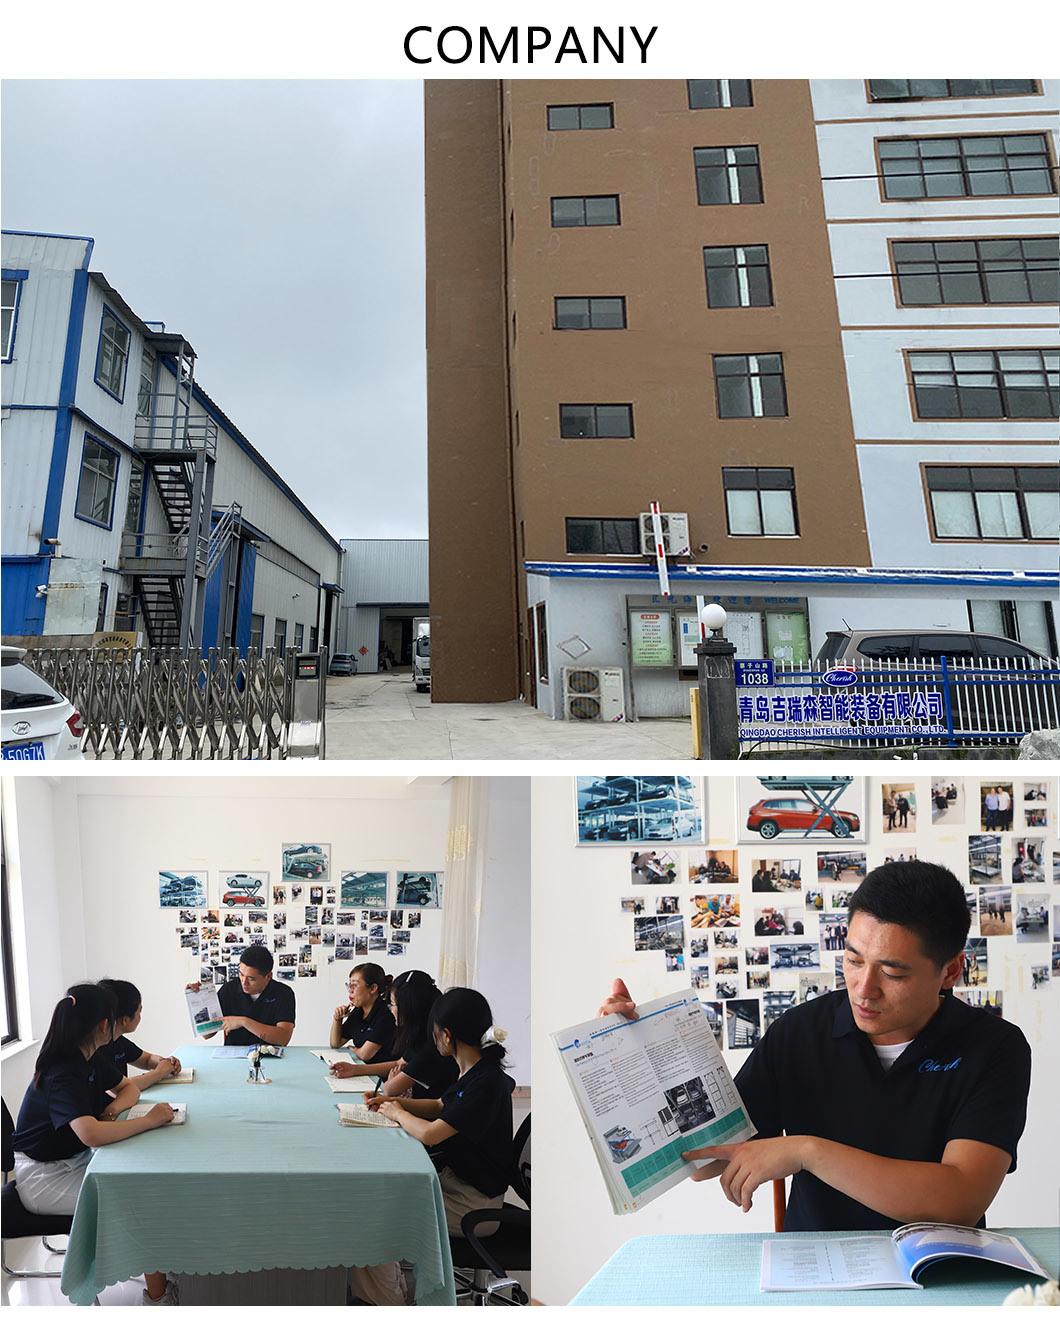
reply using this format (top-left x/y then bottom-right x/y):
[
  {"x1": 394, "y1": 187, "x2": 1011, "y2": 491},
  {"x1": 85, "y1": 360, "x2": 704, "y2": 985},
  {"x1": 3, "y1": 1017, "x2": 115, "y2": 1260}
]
[
  {"x1": 531, "y1": 774, "x2": 1060, "y2": 1305},
  {"x1": 2, "y1": 776, "x2": 530, "y2": 1112}
]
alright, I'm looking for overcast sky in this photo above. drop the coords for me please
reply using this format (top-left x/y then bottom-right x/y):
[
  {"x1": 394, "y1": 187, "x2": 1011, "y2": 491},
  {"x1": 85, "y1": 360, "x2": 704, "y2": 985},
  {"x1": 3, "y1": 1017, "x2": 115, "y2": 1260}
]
[{"x1": 1, "y1": 80, "x2": 426, "y2": 542}]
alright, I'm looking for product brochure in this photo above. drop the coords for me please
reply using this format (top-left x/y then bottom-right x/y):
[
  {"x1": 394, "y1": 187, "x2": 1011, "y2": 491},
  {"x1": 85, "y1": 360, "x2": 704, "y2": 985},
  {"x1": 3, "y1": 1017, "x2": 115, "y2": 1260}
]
[
  {"x1": 553, "y1": 990, "x2": 756, "y2": 1214},
  {"x1": 126, "y1": 1102, "x2": 187, "y2": 1125},
  {"x1": 761, "y1": 1224, "x2": 1051, "y2": 1291},
  {"x1": 185, "y1": 986, "x2": 223, "y2": 1037}
]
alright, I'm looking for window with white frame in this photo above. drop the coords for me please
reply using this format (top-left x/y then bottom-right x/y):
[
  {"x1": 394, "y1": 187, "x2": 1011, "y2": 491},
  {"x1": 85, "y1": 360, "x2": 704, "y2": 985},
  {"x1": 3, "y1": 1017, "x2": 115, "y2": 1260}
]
[
  {"x1": 2, "y1": 275, "x2": 25, "y2": 361},
  {"x1": 926, "y1": 465, "x2": 1058, "y2": 540},
  {"x1": 75, "y1": 435, "x2": 120, "y2": 527},
  {"x1": 694, "y1": 146, "x2": 763, "y2": 205},
  {"x1": 723, "y1": 468, "x2": 798, "y2": 535},
  {"x1": 713, "y1": 354, "x2": 787, "y2": 417},
  {"x1": 909, "y1": 350, "x2": 1059, "y2": 419},
  {"x1": 688, "y1": 80, "x2": 753, "y2": 109},
  {"x1": 704, "y1": 245, "x2": 773, "y2": 307},
  {"x1": 95, "y1": 307, "x2": 131, "y2": 398}
]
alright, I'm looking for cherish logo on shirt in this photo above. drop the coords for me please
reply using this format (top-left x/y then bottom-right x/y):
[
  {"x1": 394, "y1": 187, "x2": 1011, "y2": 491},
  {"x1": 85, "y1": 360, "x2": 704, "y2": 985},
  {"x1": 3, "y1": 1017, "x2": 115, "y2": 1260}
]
[{"x1": 918, "y1": 1057, "x2": 962, "y2": 1074}]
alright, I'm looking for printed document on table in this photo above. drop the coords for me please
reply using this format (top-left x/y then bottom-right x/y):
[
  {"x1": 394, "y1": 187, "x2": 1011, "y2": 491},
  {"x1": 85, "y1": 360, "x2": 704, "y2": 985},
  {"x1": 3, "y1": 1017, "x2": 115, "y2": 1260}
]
[
  {"x1": 553, "y1": 990, "x2": 755, "y2": 1214},
  {"x1": 325, "y1": 1074, "x2": 378, "y2": 1093},
  {"x1": 761, "y1": 1237, "x2": 912, "y2": 1291},
  {"x1": 310, "y1": 1048, "x2": 352, "y2": 1066},
  {"x1": 126, "y1": 1102, "x2": 187, "y2": 1125}
]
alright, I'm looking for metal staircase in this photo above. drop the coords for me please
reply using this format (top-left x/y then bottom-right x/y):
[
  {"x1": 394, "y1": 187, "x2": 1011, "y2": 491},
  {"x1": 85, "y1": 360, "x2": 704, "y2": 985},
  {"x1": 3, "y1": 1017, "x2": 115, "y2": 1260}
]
[{"x1": 120, "y1": 336, "x2": 241, "y2": 649}]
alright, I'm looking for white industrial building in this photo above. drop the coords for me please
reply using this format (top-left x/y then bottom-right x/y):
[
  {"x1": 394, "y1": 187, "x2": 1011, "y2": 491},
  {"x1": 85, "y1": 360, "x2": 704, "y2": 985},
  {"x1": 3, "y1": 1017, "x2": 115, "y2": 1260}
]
[
  {"x1": 810, "y1": 78, "x2": 1059, "y2": 656},
  {"x1": 334, "y1": 539, "x2": 428, "y2": 672},
  {"x1": 2, "y1": 230, "x2": 343, "y2": 653}
]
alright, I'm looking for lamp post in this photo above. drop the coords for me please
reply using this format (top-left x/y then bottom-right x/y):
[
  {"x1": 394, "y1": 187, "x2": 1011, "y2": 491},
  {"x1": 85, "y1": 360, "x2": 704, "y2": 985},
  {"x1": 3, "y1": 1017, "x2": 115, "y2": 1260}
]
[{"x1": 695, "y1": 603, "x2": 739, "y2": 760}]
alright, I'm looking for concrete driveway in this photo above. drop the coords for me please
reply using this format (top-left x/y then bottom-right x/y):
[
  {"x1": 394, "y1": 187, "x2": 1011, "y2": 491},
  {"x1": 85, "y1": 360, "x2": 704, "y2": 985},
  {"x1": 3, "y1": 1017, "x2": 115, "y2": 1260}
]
[{"x1": 324, "y1": 672, "x2": 693, "y2": 760}]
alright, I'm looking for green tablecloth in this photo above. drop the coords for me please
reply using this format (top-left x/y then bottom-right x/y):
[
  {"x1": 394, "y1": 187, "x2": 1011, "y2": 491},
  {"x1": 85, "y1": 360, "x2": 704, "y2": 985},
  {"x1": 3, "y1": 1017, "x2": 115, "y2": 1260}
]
[
  {"x1": 570, "y1": 1229, "x2": 1060, "y2": 1305},
  {"x1": 60, "y1": 1045, "x2": 455, "y2": 1306}
]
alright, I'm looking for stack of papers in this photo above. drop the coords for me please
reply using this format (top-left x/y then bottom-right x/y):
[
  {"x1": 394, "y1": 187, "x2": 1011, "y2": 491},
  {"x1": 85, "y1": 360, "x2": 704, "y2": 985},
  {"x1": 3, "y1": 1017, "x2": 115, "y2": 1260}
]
[
  {"x1": 325, "y1": 1074, "x2": 378, "y2": 1093},
  {"x1": 127, "y1": 1102, "x2": 187, "y2": 1125},
  {"x1": 162, "y1": 1068, "x2": 195, "y2": 1084},
  {"x1": 336, "y1": 1104, "x2": 399, "y2": 1129}
]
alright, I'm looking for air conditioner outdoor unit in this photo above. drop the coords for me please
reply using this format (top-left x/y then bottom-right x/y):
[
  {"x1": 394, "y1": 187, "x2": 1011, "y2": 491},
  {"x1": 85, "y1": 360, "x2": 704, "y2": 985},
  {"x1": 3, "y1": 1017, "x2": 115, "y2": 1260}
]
[
  {"x1": 563, "y1": 666, "x2": 626, "y2": 722},
  {"x1": 638, "y1": 512, "x2": 691, "y2": 556}
]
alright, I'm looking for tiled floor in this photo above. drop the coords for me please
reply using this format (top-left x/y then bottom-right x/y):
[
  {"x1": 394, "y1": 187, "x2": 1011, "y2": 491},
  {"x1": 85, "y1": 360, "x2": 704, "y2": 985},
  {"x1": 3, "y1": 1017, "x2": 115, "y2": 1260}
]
[{"x1": 2, "y1": 1236, "x2": 143, "y2": 1305}]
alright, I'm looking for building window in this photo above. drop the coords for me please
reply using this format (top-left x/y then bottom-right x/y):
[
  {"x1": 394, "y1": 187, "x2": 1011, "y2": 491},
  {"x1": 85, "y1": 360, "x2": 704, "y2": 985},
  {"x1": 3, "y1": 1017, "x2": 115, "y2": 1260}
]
[
  {"x1": 869, "y1": 79, "x2": 1038, "y2": 102},
  {"x1": 137, "y1": 351, "x2": 156, "y2": 419},
  {"x1": 723, "y1": 468, "x2": 798, "y2": 536},
  {"x1": 534, "y1": 602, "x2": 549, "y2": 684},
  {"x1": 694, "y1": 146, "x2": 763, "y2": 205},
  {"x1": 1, "y1": 827, "x2": 19, "y2": 1046},
  {"x1": 2, "y1": 272, "x2": 27, "y2": 362},
  {"x1": 879, "y1": 134, "x2": 1055, "y2": 200},
  {"x1": 909, "y1": 350, "x2": 1059, "y2": 419},
  {"x1": 114, "y1": 592, "x2": 136, "y2": 632},
  {"x1": 565, "y1": 518, "x2": 640, "y2": 554},
  {"x1": 893, "y1": 238, "x2": 1059, "y2": 306},
  {"x1": 96, "y1": 582, "x2": 109, "y2": 632},
  {"x1": 250, "y1": 614, "x2": 265, "y2": 653},
  {"x1": 550, "y1": 196, "x2": 621, "y2": 228},
  {"x1": 969, "y1": 599, "x2": 1056, "y2": 657},
  {"x1": 293, "y1": 623, "x2": 305, "y2": 651},
  {"x1": 713, "y1": 354, "x2": 787, "y2": 418},
  {"x1": 273, "y1": 618, "x2": 287, "y2": 652},
  {"x1": 547, "y1": 104, "x2": 614, "y2": 130},
  {"x1": 559, "y1": 404, "x2": 634, "y2": 438},
  {"x1": 926, "y1": 465, "x2": 1058, "y2": 540},
  {"x1": 123, "y1": 457, "x2": 145, "y2": 537},
  {"x1": 688, "y1": 80, "x2": 753, "y2": 109},
  {"x1": 309, "y1": 626, "x2": 319, "y2": 652},
  {"x1": 74, "y1": 435, "x2": 120, "y2": 528},
  {"x1": 704, "y1": 245, "x2": 773, "y2": 308},
  {"x1": 554, "y1": 297, "x2": 627, "y2": 330},
  {"x1": 94, "y1": 307, "x2": 131, "y2": 400}
]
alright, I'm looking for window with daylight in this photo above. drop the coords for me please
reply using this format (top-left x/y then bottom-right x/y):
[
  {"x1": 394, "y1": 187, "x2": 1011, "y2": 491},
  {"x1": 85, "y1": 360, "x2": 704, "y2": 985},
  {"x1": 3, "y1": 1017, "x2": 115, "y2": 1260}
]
[
  {"x1": 554, "y1": 297, "x2": 627, "y2": 329},
  {"x1": 713, "y1": 354, "x2": 787, "y2": 418},
  {"x1": 74, "y1": 436, "x2": 119, "y2": 527},
  {"x1": 250, "y1": 614, "x2": 265, "y2": 653},
  {"x1": 559, "y1": 404, "x2": 634, "y2": 438},
  {"x1": 547, "y1": 104, "x2": 614, "y2": 130},
  {"x1": 969, "y1": 598, "x2": 1057, "y2": 657},
  {"x1": 95, "y1": 307, "x2": 131, "y2": 399},
  {"x1": 723, "y1": 468, "x2": 798, "y2": 536},
  {"x1": 293, "y1": 623, "x2": 305, "y2": 651},
  {"x1": 550, "y1": 195, "x2": 621, "y2": 228},
  {"x1": 926, "y1": 465, "x2": 1059, "y2": 541},
  {"x1": 869, "y1": 80, "x2": 1038, "y2": 102},
  {"x1": 704, "y1": 245, "x2": 773, "y2": 307},
  {"x1": 909, "y1": 350, "x2": 1059, "y2": 419},
  {"x1": 688, "y1": 80, "x2": 753, "y2": 109},
  {"x1": 137, "y1": 352, "x2": 156, "y2": 419},
  {"x1": 893, "y1": 237, "x2": 1059, "y2": 305},
  {"x1": 273, "y1": 619, "x2": 287, "y2": 652},
  {"x1": 2, "y1": 275, "x2": 25, "y2": 361},
  {"x1": 695, "y1": 146, "x2": 763, "y2": 204},
  {"x1": 565, "y1": 518, "x2": 640, "y2": 554},
  {"x1": 879, "y1": 134, "x2": 1055, "y2": 199}
]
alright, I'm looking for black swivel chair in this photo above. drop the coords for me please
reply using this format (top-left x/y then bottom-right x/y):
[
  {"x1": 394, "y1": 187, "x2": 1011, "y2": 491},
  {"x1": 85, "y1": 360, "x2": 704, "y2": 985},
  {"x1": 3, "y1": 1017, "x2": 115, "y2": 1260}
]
[
  {"x1": 2, "y1": 1098, "x2": 73, "y2": 1279},
  {"x1": 448, "y1": 1113, "x2": 530, "y2": 1306}
]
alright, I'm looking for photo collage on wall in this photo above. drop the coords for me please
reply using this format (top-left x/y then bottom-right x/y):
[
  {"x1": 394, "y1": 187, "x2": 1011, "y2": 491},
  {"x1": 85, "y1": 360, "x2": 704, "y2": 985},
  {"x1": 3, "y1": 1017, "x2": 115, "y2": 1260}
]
[
  {"x1": 580, "y1": 774, "x2": 1059, "y2": 1058},
  {"x1": 159, "y1": 844, "x2": 443, "y2": 983}
]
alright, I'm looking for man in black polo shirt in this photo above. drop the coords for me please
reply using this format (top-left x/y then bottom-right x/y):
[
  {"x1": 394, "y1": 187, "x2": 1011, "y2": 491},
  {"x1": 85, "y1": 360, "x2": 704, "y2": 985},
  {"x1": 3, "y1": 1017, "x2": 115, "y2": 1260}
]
[
  {"x1": 602, "y1": 860, "x2": 1031, "y2": 1230},
  {"x1": 202, "y1": 946, "x2": 296, "y2": 1048}
]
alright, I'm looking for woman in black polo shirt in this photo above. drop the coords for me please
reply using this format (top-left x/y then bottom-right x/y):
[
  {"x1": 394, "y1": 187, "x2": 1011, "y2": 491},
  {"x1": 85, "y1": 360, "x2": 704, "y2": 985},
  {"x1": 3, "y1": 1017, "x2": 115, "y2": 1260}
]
[
  {"x1": 328, "y1": 962, "x2": 396, "y2": 1063},
  {"x1": 11, "y1": 983, "x2": 179, "y2": 1305},
  {"x1": 98, "y1": 978, "x2": 182, "y2": 1093}
]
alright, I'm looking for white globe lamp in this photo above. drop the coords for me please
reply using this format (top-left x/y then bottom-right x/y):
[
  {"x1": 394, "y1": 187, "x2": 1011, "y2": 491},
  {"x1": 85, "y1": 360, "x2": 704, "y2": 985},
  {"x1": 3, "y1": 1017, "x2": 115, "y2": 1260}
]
[{"x1": 700, "y1": 603, "x2": 727, "y2": 637}]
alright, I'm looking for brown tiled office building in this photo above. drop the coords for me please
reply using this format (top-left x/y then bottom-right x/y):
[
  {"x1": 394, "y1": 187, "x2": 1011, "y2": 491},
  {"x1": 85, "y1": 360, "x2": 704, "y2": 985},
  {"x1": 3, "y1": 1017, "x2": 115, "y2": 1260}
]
[{"x1": 425, "y1": 80, "x2": 1058, "y2": 716}]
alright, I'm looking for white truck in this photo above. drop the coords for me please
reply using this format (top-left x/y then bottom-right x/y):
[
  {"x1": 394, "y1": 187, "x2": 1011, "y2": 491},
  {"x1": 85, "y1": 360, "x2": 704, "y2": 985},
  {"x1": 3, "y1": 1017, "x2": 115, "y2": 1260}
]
[{"x1": 413, "y1": 617, "x2": 431, "y2": 693}]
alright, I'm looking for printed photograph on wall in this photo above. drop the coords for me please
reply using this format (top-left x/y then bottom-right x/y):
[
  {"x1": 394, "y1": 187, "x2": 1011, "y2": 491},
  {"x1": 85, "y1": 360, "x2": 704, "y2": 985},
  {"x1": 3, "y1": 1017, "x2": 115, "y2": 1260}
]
[
  {"x1": 980, "y1": 783, "x2": 1014, "y2": 832},
  {"x1": 395, "y1": 870, "x2": 443, "y2": 909},
  {"x1": 1012, "y1": 838, "x2": 1046, "y2": 883},
  {"x1": 881, "y1": 783, "x2": 917, "y2": 833},
  {"x1": 158, "y1": 870, "x2": 208, "y2": 909},
  {"x1": 281, "y1": 842, "x2": 330, "y2": 881},
  {"x1": 1014, "y1": 891, "x2": 1049, "y2": 944},
  {"x1": 931, "y1": 778, "x2": 964, "y2": 825},
  {"x1": 969, "y1": 834, "x2": 1003, "y2": 883},
  {"x1": 737, "y1": 774, "x2": 866, "y2": 844},
  {"x1": 630, "y1": 850, "x2": 680, "y2": 885},
  {"x1": 690, "y1": 893, "x2": 740, "y2": 929},
  {"x1": 576, "y1": 775, "x2": 703, "y2": 845},
  {"x1": 961, "y1": 937, "x2": 989, "y2": 987},
  {"x1": 815, "y1": 850, "x2": 867, "y2": 883},
  {"x1": 687, "y1": 849, "x2": 738, "y2": 884},
  {"x1": 219, "y1": 871, "x2": 268, "y2": 909},
  {"x1": 749, "y1": 856, "x2": 802, "y2": 893},
  {"x1": 979, "y1": 886, "x2": 1013, "y2": 937},
  {"x1": 339, "y1": 870, "x2": 388, "y2": 907}
]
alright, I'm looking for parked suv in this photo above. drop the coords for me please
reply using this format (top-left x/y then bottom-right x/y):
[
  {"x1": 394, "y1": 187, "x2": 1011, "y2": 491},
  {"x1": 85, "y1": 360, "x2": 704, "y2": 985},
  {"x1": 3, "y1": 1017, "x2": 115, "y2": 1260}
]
[
  {"x1": 746, "y1": 796, "x2": 861, "y2": 840},
  {"x1": 222, "y1": 890, "x2": 266, "y2": 908},
  {"x1": 1, "y1": 647, "x2": 84, "y2": 761},
  {"x1": 817, "y1": 630, "x2": 1046, "y2": 663},
  {"x1": 329, "y1": 654, "x2": 357, "y2": 676}
]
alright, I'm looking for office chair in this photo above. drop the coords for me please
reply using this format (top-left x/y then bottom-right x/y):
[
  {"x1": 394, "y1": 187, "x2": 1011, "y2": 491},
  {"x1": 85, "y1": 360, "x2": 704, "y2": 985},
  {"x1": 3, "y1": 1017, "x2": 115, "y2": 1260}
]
[
  {"x1": 2, "y1": 1099, "x2": 73, "y2": 1279},
  {"x1": 448, "y1": 1114, "x2": 530, "y2": 1305}
]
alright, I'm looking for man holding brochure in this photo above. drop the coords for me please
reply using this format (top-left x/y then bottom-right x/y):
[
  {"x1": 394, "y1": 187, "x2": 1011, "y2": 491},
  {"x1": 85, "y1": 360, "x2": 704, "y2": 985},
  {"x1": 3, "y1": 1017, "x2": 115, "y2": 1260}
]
[
  {"x1": 191, "y1": 947, "x2": 296, "y2": 1047},
  {"x1": 600, "y1": 861, "x2": 1031, "y2": 1231}
]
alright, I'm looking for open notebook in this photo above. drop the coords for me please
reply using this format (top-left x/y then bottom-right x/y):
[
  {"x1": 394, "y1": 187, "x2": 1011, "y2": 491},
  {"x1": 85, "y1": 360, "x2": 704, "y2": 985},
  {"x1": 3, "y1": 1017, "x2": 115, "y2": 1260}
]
[
  {"x1": 336, "y1": 1104, "x2": 399, "y2": 1129},
  {"x1": 126, "y1": 1102, "x2": 187, "y2": 1125}
]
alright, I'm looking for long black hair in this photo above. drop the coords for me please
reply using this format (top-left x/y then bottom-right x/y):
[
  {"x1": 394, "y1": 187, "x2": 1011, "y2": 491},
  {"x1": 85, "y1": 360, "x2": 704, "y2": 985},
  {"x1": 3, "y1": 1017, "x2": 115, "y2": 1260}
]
[
  {"x1": 429, "y1": 987, "x2": 507, "y2": 1069},
  {"x1": 34, "y1": 983, "x2": 117, "y2": 1087},
  {"x1": 99, "y1": 978, "x2": 142, "y2": 1022},
  {"x1": 392, "y1": 969, "x2": 441, "y2": 1060},
  {"x1": 351, "y1": 963, "x2": 392, "y2": 1003}
]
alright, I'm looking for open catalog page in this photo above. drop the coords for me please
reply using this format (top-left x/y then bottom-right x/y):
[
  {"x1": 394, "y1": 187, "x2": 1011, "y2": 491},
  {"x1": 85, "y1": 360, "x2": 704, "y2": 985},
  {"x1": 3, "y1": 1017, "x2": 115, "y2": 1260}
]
[{"x1": 553, "y1": 990, "x2": 756, "y2": 1214}]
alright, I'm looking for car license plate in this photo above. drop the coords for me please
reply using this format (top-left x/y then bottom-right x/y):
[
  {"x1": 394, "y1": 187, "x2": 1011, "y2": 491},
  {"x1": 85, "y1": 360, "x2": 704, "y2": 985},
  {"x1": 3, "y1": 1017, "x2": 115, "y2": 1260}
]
[{"x1": 1, "y1": 740, "x2": 47, "y2": 760}]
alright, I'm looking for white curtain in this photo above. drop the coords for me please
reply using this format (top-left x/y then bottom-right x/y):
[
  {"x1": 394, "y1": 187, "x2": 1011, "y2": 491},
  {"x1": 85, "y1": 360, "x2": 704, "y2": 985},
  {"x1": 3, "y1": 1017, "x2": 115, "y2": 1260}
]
[{"x1": 438, "y1": 777, "x2": 490, "y2": 989}]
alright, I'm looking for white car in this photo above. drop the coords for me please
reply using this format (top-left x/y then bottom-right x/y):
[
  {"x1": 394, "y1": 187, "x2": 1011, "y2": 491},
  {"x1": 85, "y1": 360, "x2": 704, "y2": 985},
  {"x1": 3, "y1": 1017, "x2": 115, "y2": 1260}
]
[{"x1": 1, "y1": 647, "x2": 84, "y2": 761}]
